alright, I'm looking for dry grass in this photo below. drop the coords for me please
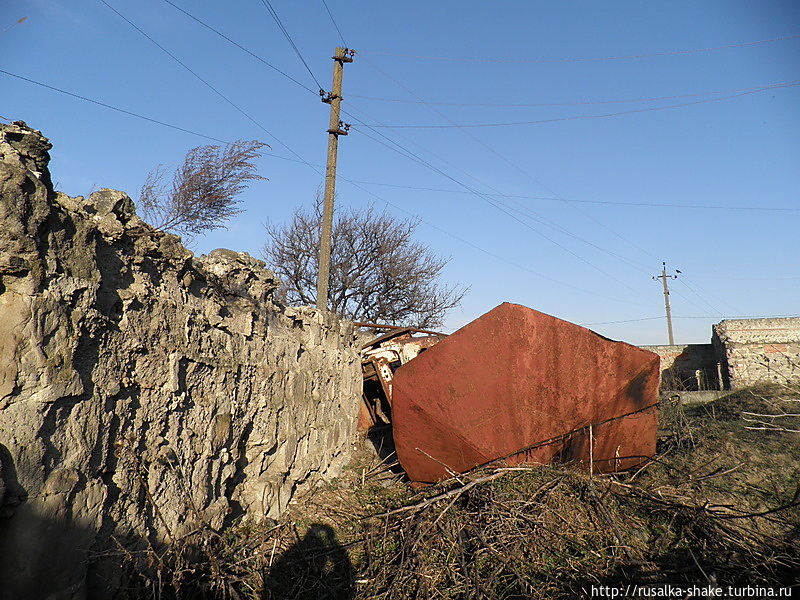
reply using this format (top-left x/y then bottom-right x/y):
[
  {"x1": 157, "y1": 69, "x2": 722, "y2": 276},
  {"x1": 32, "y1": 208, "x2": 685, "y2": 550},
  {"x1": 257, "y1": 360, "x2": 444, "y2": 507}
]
[{"x1": 114, "y1": 385, "x2": 800, "y2": 599}]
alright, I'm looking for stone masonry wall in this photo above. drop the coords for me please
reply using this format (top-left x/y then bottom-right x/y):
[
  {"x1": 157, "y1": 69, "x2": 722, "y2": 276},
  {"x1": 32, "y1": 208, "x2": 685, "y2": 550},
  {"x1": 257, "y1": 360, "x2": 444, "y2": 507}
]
[
  {"x1": 713, "y1": 318, "x2": 800, "y2": 389},
  {"x1": 639, "y1": 344, "x2": 718, "y2": 390},
  {"x1": 0, "y1": 122, "x2": 361, "y2": 599}
]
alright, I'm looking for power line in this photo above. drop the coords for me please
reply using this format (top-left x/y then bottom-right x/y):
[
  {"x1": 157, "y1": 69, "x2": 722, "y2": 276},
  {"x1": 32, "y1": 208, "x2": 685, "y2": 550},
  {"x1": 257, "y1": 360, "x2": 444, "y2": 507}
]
[
  {"x1": 580, "y1": 317, "x2": 664, "y2": 326},
  {"x1": 490, "y1": 194, "x2": 800, "y2": 212},
  {"x1": 357, "y1": 55, "x2": 658, "y2": 272},
  {"x1": 676, "y1": 273, "x2": 746, "y2": 317},
  {"x1": 94, "y1": 1, "x2": 785, "y2": 317},
  {"x1": 141, "y1": 1, "x2": 647, "y2": 306},
  {"x1": 156, "y1": 2, "x2": 798, "y2": 218},
  {"x1": 162, "y1": 0, "x2": 317, "y2": 95},
  {"x1": 700, "y1": 275, "x2": 800, "y2": 281},
  {"x1": 258, "y1": 0, "x2": 324, "y2": 92},
  {"x1": 357, "y1": 81, "x2": 800, "y2": 128},
  {"x1": 365, "y1": 33, "x2": 800, "y2": 63},
  {"x1": 675, "y1": 277, "x2": 724, "y2": 317},
  {"x1": 581, "y1": 314, "x2": 800, "y2": 327},
  {"x1": 678, "y1": 314, "x2": 800, "y2": 320},
  {"x1": 500, "y1": 201, "x2": 651, "y2": 273},
  {"x1": 342, "y1": 176, "x2": 800, "y2": 212},
  {"x1": 320, "y1": 0, "x2": 347, "y2": 48},
  {"x1": 346, "y1": 115, "x2": 647, "y2": 297},
  {"x1": 349, "y1": 81, "x2": 800, "y2": 108},
  {"x1": 345, "y1": 65, "x2": 796, "y2": 288},
  {"x1": 352, "y1": 57, "x2": 794, "y2": 282},
  {"x1": 345, "y1": 93, "x2": 649, "y2": 287},
  {"x1": 98, "y1": 0, "x2": 322, "y2": 175},
  {"x1": 4, "y1": 72, "x2": 642, "y2": 310},
  {"x1": 338, "y1": 175, "x2": 654, "y2": 308},
  {"x1": 89, "y1": 5, "x2": 646, "y2": 309},
  {"x1": 16, "y1": 5, "x2": 758, "y2": 319},
  {"x1": 342, "y1": 96, "x2": 653, "y2": 283},
  {"x1": 0, "y1": 69, "x2": 227, "y2": 143},
  {"x1": 0, "y1": 68, "x2": 328, "y2": 168}
]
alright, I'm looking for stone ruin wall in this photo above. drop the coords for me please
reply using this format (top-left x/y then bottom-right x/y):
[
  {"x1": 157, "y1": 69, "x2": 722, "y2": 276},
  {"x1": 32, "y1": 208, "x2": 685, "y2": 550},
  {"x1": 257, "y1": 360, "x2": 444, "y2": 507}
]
[
  {"x1": 641, "y1": 318, "x2": 800, "y2": 391},
  {"x1": 639, "y1": 343, "x2": 718, "y2": 390},
  {"x1": 713, "y1": 318, "x2": 800, "y2": 390},
  {"x1": 0, "y1": 122, "x2": 361, "y2": 598}
]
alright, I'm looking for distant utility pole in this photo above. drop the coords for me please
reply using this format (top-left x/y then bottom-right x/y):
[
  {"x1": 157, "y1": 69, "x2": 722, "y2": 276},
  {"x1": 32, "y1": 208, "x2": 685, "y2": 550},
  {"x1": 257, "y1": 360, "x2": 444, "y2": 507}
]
[
  {"x1": 653, "y1": 262, "x2": 679, "y2": 345},
  {"x1": 316, "y1": 46, "x2": 355, "y2": 311}
]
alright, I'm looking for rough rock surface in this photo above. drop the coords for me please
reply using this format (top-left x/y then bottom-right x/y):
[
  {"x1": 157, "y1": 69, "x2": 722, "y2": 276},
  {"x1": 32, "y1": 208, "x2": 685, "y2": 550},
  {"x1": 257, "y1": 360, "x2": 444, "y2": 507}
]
[
  {"x1": 713, "y1": 318, "x2": 800, "y2": 389},
  {"x1": 0, "y1": 122, "x2": 361, "y2": 599}
]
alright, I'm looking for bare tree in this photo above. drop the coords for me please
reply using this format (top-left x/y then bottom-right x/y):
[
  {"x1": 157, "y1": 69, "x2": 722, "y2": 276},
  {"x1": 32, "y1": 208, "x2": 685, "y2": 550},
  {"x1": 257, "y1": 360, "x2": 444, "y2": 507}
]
[
  {"x1": 139, "y1": 139, "x2": 266, "y2": 238},
  {"x1": 263, "y1": 198, "x2": 467, "y2": 328}
]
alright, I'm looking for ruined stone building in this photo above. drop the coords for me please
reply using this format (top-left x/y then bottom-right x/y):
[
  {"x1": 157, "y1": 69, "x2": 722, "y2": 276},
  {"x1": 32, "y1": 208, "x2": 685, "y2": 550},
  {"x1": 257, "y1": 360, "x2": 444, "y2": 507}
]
[{"x1": 642, "y1": 317, "x2": 800, "y2": 390}]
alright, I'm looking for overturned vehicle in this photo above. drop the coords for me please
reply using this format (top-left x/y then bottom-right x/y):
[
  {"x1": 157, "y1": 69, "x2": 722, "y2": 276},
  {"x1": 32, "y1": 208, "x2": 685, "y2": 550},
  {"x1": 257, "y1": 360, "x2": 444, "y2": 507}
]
[{"x1": 360, "y1": 303, "x2": 661, "y2": 483}]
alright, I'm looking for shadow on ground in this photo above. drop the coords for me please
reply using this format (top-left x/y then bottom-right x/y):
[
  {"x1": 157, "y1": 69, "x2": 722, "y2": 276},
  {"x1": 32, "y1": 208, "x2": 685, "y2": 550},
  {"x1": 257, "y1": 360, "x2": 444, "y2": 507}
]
[{"x1": 264, "y1": 523, "x2": 354, "y2": 600}]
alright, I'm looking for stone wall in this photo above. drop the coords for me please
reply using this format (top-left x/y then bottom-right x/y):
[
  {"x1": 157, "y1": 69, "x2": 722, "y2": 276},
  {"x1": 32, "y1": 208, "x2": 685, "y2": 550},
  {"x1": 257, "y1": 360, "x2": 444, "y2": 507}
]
[
  {"x1": 713, "y1": 318, "x2": 800, "y2": 389},
  {"x1": 639, "y1": 343, "x2": 718, "y2": 390},
  {"x1": 641, "y1": 319, "x2": 800, "y2": 391},
  {"x1": 0, "y1": 122, "x2": 362, "y2": 599}
]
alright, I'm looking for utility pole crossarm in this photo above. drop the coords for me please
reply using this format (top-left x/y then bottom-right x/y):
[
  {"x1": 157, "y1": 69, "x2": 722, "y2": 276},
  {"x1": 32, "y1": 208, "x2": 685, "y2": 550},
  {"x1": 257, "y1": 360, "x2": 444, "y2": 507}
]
[
  {"x1": 653, "y1": 261, "x2": 678, "y2": 345},
  {"x1": 316, "y1": 47, "x2": 355, "y2": 311}
]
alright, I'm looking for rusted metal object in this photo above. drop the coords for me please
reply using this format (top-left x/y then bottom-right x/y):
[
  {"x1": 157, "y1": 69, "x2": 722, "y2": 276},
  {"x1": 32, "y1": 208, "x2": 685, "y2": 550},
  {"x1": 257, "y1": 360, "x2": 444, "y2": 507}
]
[
  {"x1": 391, "y1": 303, "x2": 661, "y2": 483},
  {"x1": 360, "y1": 328, "x2": 446, "y2": 429}
]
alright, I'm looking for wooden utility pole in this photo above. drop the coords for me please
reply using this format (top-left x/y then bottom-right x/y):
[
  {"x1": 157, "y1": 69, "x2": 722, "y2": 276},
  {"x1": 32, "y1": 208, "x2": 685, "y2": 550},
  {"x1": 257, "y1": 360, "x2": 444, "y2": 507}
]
[
  {"x1": 653, "y1": 262, "x2": 678, "y2": 344},
  {"x1": 316, "y1": 46, "x2": 354, "y2": 311}
]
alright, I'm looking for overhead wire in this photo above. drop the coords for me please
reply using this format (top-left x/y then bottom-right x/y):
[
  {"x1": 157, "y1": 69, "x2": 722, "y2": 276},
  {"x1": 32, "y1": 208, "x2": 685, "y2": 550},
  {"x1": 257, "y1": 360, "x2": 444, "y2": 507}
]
[
  {"x1": 0, "y1": 68, "x2": 227, "y2": 143},
  {"x1": 319, "y1": 0, "x2": 347, "y2": 48},
  {"x1": 349, "y1": 81, "x2": 800, "y2": 108},
  {"x1": 14, "y1": 5, "x2": 795, "y2": 319},
  {"x1": 288, "y1": 8, "x2": 652, "y2": 302},
  {"x1": 338, "y1": 173, "x2": 655, "y2": 307},
  {"x1": 580, "y1": 313, "x2": 800, "y2": 327},
  {"x1": 337, "y1": 178, "x2": 800, "y2": 212},
  {"x1": 3, "y1": 78, "x2": 631, "y2": 308},
  {"x1": 258, "y1": 0, "x2": 324, "y2": 92},
  {"x1": 580, "y1": 316, "x2": 664, "y2": 326},
  {"x1": 306, "y1": 7, "x2": 667, "y2": 306},
  {"x1": 354, "y1": 53, "x2": 800, "y2": 307},
  {"x1": 675, "y1": 274, "x2": 743, "y2": 317},
  {"x1": 493, "y1": 193, "x2": 800, "y2": 212},
  {"x1": 344, "y1": 111, "x2": 648, "y2": 298},
  {"x1": 356, "y1": 80, "x2": 800, "y2": 128},
  {"x1": 86, "y1": 2, "x2": 650, "y2": 309},
  {"x1": 162, "y1": 0, "x2": 317, "y2": 95},
  {"x1": 145, "y1": 3, "x2": 799, "y2": 214},
  {"x1": 356, "y1": 55, "x2": 659, "y2": 272},
  {"x1": 88, "y1": 2, "x2": 791, "y2": 314},
  {"x1": 365, "y1": 33, "x2": 800, "y2": 63},
  {"x1": 342, "y1": 85, "x2": 656, "y2": 281},
  {"x1": 675, "y1": 278, "x2": 724, "y2": 316},
  {"x1": 500, "y1": 202, "x2": 651, "y2": 273},
  {"x1": 98, "y1": 0, "x2": 323, "y2": 175},
  {"x1": 357, "y1": 56, "x2": 658, "y2": 266}
]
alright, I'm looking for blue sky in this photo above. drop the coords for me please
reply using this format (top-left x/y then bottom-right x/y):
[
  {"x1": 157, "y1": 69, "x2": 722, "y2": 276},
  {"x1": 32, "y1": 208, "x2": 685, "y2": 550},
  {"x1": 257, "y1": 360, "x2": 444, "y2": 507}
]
[{"x1": 3, "y1": 0, "x2": 799, "y2": 344}]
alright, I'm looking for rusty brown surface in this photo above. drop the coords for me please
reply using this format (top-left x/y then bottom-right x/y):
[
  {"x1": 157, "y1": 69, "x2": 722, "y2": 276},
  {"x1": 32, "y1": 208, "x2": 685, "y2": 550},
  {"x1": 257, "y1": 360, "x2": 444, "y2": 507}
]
[{"x1": 391, "y1": 303, "x2": 660, "y2": 483}]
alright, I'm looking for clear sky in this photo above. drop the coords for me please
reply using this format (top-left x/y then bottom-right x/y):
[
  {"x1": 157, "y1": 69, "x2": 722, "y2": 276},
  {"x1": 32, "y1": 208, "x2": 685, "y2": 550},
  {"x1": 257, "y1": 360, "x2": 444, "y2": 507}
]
[{"x1": 3, "y1": 1, "x2": 799, "y2": 345}]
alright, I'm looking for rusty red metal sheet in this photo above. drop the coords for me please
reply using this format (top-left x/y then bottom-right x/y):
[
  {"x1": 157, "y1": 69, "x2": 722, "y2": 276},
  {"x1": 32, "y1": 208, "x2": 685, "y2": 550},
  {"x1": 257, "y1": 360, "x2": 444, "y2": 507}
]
[{"x1": 391, "y1": 303, "x2": 660, "y2": 483}]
